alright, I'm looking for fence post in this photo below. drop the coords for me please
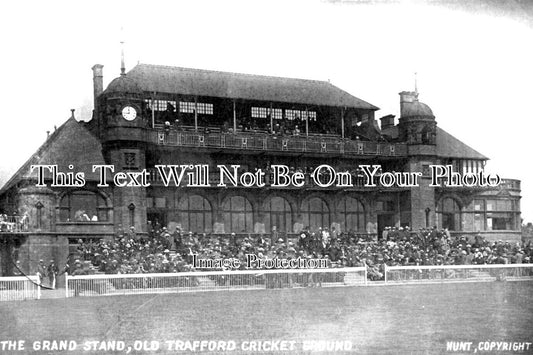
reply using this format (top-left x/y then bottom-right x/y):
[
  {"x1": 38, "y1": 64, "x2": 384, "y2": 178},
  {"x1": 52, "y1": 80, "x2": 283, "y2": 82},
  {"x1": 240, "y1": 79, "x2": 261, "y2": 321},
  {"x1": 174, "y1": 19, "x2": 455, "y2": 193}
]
[
  {"x1": 37, "y1": 277, "x2": 41, "y2": 300},
  {"x1": 65, "y1": 273, "x2": 69, "y2": 298},
  {"x1": 384, "y1": 264, "x2": 387, "y2": 284}
]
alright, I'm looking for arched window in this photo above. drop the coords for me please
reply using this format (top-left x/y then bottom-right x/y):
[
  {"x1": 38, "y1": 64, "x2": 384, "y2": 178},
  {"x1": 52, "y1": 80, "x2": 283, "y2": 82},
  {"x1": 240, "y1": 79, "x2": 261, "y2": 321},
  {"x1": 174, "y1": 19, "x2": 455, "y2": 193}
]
[
  {"x1": 337, "y1": 197, "x2": 365, "y2": 232},
  {"x1": 222, "y1": 196, "x2": 253, "y2": 233},
  {"x1": 128, "y1": 203, "x2": 135, "y2": 228},
  {"x1": 177, "y1": 195, "x2": 212, "y2": 233},
  {"x1": 437, "y1": 197, "x2": 461, "y2": 231},
  {"x1": 264, "y1": 197, "x2": 292, "y2": 233},
  {"x1": 35, "y1": 201, "x2": 44, "y2": 229},
  {"x1": 301, "y1": 197, "x2": 329, "y2": 230},
  {"x1": 59, "y1": 190, "x2": 108, "y2": 222}
]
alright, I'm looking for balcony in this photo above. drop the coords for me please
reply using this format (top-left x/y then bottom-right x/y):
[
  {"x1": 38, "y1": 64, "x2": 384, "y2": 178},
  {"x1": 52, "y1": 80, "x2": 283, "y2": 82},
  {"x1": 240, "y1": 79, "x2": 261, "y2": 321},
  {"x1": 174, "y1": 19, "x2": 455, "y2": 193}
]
[
  {"x1": 148, "y1": 128, "x2": 408, "y2": 157},
  {"x1": 146, "y1": 167, "x2": 412, "y2": 192},
  {"x1": 0, "y1": 216, "x2": 29, "y2": 233},
  {"x1": 434, "y1": 178, "x2": 521, "y2": 192},
  {"x1": 499, "y1": 179, "x2": 520, "y2": 191}
]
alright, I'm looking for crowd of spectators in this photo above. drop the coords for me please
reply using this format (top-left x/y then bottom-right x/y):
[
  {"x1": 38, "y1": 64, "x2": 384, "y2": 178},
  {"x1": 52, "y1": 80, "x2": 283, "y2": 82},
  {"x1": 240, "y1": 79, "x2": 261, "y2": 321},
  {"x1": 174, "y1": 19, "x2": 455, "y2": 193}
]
[{"x1": 70, "y1": 225, "x2": 533, "y2": 281}]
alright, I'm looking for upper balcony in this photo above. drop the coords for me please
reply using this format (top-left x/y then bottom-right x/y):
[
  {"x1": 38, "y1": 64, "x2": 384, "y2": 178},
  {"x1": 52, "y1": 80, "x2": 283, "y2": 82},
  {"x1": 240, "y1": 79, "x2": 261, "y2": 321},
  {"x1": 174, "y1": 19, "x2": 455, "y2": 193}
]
[
  {"x1": 147, "y1": 125, "x2": 408, "y2": 158},
  {"x1": 433, "y1": 177, "x2": 521, "y2": 194},
  {"x1": 0, "y1": 215, "x2": 29, "y2": 233},
  {"x1": 499, "y1": 179, "x2": 520, "y2": 191}
]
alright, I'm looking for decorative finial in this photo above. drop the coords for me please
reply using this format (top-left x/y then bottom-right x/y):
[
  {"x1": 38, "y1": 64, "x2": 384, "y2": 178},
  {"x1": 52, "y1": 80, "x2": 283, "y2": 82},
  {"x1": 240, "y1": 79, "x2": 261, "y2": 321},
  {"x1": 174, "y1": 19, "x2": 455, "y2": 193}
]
[
  {"x1": 414, "y1": 72, "x2": 418, "y2": 94},
  {"x1": 120, "y1": 27, "x2": 125, "y2": 76}
]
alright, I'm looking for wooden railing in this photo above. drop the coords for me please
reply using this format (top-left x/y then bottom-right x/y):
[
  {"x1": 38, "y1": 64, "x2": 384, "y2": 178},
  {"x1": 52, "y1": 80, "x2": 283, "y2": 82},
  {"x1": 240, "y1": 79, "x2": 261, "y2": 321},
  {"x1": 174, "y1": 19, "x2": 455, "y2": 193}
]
[{"x1": 148, "y1": 129, "x2": 408, "y2": 157}]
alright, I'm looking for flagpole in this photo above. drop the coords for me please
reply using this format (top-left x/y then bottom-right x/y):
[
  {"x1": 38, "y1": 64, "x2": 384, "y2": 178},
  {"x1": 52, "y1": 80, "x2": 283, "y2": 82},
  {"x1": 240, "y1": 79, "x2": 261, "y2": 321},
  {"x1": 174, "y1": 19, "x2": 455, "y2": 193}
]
[
  {"x1": 341, "y1": 107, "x2": 345, "y2": 139},
  {"x1": 270, "y1": 103, "x2": 273, "y2": 133},
  {"x1": 151, "y1": 92, "x2": 155, "y2": 128},
  {"x1": 305, "y1": 107, "x2": 309, "y2": 137},
  {"x1": 194, "y1": 97, "x2": 198, "y2": 131}
]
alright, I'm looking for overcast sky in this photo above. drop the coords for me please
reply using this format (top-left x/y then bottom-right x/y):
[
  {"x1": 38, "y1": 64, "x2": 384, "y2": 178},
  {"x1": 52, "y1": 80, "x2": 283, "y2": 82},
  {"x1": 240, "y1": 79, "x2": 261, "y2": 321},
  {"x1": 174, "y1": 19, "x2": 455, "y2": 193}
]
[{"x1": 0, "y1": 0, "x2": 532, "y2": 221}]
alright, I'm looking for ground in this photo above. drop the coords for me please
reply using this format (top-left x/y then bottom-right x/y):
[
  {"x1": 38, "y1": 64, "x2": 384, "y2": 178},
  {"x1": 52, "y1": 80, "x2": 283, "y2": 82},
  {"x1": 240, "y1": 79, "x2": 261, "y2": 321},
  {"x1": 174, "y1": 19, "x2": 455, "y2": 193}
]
[{"x1": 0, "y1": 282, "x2": 532, "y2": 354}]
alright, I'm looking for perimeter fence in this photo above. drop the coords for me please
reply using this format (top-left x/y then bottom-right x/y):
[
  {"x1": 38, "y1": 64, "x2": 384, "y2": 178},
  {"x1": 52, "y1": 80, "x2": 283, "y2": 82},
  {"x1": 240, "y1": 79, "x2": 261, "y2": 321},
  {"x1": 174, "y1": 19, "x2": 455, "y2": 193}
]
[
  {"x1": 5, "y1": 264, "x2": 531, "y2": 299},
  {"x1": 65, "y1": 267, "x2": 367, "y2": 297},
  {"x1": 384, "y1": 263, "x2": 533, "y2": 284},
  {"x1": 0, "y1": 276, "x2": 41, "y2": 301}
]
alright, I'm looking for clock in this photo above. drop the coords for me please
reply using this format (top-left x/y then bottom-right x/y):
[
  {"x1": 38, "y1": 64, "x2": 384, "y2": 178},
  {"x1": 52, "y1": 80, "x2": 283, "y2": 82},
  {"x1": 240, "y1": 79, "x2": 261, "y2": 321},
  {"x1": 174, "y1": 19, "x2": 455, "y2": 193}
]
[{"x1": 122, "y1": 106, "x2": 137, "y2": 121}]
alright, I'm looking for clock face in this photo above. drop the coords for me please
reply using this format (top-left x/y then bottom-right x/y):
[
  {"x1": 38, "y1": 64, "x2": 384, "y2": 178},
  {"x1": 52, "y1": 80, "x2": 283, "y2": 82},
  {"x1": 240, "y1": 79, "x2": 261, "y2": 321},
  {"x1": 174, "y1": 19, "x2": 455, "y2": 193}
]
[{"x1": 122, "y1": 106, "x2": 137, "y2": 121}]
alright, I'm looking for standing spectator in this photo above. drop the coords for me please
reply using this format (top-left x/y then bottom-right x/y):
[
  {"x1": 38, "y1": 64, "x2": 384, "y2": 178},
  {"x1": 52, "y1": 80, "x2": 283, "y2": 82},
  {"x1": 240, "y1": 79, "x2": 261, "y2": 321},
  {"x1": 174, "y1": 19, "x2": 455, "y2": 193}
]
[
  {"x1": 270, "y1": 226, "x2": 279, "y2": 246},
  {"x1": 47, "y1": 260, "x2": 59, "y2": 289},
  {"x1": 37, "y1": 260, "x2": 47, "y2": 285},
  {"x1": 172, "y1": 226, "x2": 182, "y2": 251}
]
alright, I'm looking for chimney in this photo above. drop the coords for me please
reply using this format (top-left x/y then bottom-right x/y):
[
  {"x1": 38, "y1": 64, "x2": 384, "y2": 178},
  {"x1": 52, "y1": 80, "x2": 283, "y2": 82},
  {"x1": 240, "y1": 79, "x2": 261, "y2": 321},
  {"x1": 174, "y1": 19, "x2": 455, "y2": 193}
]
[
  {"x1": 92, "y1": 64, "x2": 104, "y2": 110},
  {"x1": 70, "y1": 109, "x2": 75, "y2": 120},
  {"x1": 399, "y1": 91, "x2": 418, "y2": 117},
  {"x1": 399, "y1": 91, "x2": 418, "y2": 104},
  {"x1": 380, "y1": 114, "x2": 395, "y2": 130}
]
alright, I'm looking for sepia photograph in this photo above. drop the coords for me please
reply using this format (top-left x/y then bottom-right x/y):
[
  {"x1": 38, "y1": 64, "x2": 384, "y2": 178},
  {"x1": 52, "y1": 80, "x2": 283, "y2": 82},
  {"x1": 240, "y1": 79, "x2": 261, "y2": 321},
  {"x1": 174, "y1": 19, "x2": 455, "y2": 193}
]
[{"x1": 0, "y1": 0, "x2": 532, "y2": 354}]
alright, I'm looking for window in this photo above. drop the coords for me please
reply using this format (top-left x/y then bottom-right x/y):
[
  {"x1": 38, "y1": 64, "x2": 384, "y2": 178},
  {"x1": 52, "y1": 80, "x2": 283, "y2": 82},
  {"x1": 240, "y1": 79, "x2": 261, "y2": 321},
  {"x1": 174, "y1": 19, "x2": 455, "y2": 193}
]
[
  {"x1": 178, "y1": 195, "x2": 212, "y2": 233},
  {"x1": 488, "y1": 213, "x2": 512, "y2": 230},
  {"x1": 128, "y1": 203, "x2": 135, "y2": 228},
  {"x1": 222, "y1": 196, "x2": 253, "y2": 233},
  {"x1": 145, "y1": 99, "x2": 176, "y2": 111},
  {"x1": 59, "y1": 190, "x2": 108, "y2": 222},
  {"x1": 179, "y1": 101, "x2": 213, "y2": 115},
  {"x1": 35, "y1": 201, "x2": 44, "y2": 229},
  {"x1": 437, "y1": 197, "x2": 461, "y2": 231},
  {"x1": 337, "y1": 197, "x2": 365, "y2": 232},
  {"x1": 251, "y1": 107, "x2": 282, "y2": 120},
  {"x1": 471, "y1": 198, "x2": 517, "y2": 231},
  {"x1": 264, "y1": 197, "x2": 292, "y2": 233},
  {"x1": 285, "y1": 109, "x2": 316, "y2": 121},
  {"x1": 301, "y1": 197, "x2": 329, "y2": 230}
]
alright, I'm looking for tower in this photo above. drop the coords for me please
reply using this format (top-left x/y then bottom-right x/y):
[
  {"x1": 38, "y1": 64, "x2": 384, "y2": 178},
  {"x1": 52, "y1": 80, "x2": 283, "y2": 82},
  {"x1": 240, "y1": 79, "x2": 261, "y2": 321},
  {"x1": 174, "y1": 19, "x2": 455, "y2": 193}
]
[
  {"x1": 92, "y1": 52, "x2": 149, "y2": 233},
  {"x1": 398, "y1": 91, "x2": 438, "y2": 229}
]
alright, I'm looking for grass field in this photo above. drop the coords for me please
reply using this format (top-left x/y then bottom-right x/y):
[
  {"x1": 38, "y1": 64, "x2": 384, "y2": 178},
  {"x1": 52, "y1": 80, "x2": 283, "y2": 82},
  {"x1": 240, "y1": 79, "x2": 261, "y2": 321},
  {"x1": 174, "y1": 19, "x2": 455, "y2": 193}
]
[{"x1": 0, "y1": 281, "x2": 532, "y2": 354}]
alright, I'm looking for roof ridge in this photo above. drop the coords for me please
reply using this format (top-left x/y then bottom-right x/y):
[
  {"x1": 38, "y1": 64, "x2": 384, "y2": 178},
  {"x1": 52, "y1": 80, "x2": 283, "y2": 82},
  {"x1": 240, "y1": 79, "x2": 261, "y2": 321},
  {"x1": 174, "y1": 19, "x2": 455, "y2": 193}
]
[{"x1": 132, "y1": 63, "x2": 331, "y2": 85}]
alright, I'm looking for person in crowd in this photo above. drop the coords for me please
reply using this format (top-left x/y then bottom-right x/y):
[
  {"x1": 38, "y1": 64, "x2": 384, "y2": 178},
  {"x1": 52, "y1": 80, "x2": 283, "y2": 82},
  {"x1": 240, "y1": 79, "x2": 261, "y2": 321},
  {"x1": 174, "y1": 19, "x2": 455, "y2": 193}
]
[
  {"x1": 37, "y1": 259, "x2": 47, "y2": 284},
  {"x1": 47, "y1": 260, "x2": 59, "y2": 289},
  {"x1": 69, "y1": 222, "x2": 533, "y2": 281}
]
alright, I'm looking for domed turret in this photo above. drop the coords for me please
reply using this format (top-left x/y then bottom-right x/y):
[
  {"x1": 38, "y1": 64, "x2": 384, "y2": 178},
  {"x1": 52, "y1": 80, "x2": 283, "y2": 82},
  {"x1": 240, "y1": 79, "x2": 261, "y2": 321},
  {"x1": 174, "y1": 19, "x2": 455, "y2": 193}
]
[
  {"x1": 399, "y1": 91, "x2": 434, "y2": 118},
  {"x1": 398, "y1": 91, "x2": 436, "y2": 145},
  {"x1": 103, "y1": 74, "x2": 143, "y2": 97}
]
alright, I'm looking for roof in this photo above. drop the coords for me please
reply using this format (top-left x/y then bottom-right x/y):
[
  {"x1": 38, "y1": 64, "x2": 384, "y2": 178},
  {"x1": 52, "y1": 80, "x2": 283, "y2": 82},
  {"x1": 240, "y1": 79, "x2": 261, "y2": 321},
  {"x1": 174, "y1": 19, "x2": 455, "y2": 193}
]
[
  {"x1": 0, "y1": 117, "x2": 106, "y2": 193},
  {"x1": 436, "y1": 127, "x2": 488, "y2": 160},
  {"x1": 111, "y1": 63, "x2": 379, "y2": 110},
  {"x1": 401, "y1": 101, "x2": 434, "y2": 118},
  {"x1": 105, "y1": 74, "x2": 143, "y2": 95}
]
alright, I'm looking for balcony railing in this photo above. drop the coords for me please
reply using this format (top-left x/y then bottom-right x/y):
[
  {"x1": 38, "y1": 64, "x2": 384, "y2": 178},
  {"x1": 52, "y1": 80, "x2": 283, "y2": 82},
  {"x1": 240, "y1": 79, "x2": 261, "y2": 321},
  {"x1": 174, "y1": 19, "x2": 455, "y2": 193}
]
[
  {"x1": 146, "y1": 167, "x2": 409, "y2": 190},
  {"x1": 499, "y1": 179, "x2": 521, "y2": 191},
  {"x1": 148, "y1": 129, "x2": 408, "y2": 157},
  {"x1": 0, "y1": 216, "x2": 30, "y2": 233},
  {"x1": 434, "y1": 178, "x2": 521, "y2": 191}
]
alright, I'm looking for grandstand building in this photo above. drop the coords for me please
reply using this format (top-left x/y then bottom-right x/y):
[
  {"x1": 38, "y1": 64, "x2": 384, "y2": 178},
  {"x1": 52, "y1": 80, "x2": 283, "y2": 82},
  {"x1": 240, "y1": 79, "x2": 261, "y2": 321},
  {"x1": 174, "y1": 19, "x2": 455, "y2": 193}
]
[{"x1": 0, "y1": 63, "x2": 522, "y2": 276}]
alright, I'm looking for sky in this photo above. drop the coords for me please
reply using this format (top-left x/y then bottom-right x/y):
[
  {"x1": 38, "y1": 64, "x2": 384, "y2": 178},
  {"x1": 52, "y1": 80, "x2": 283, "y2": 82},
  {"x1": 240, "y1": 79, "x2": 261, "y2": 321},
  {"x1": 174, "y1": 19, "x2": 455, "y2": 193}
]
[{"x1": 0, "y1": 0, "x2": 532, "y2": 221}]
